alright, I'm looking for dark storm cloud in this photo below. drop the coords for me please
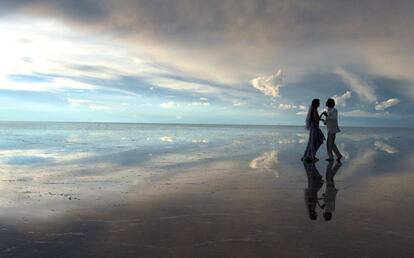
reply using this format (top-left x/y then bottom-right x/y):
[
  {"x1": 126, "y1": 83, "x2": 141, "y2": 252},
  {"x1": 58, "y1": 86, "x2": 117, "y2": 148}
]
[{"x1": 2, "y1": 0, "x2": 413, "y2": 43}]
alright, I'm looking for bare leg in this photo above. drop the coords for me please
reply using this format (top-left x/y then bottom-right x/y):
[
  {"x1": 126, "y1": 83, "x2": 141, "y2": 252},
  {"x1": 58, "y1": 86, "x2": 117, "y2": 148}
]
[{"x1": 327, "y1": 133, "x2": 334, "y2": 159}]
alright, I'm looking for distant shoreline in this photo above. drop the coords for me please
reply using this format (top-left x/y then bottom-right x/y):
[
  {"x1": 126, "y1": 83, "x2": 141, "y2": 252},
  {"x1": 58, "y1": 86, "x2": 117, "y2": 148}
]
[{"x1": 0, "y1": 120, "x2": 413, "y2": 130}]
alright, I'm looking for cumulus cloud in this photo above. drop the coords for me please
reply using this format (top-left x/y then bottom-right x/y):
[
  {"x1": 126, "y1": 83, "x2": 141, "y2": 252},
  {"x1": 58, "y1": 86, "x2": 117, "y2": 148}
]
[
  {"x1": 375, "y1": 98, "x2": 400, "y2": 111},
  {"x1": 335, "y1": 68, "x2": 377, "y2": 102},
  {"x1": 332, "y1": 91, "x2": 352, "y2": 107},
  {"x1": 251, "y1": 70, "x2": 283, "y2": 98}
]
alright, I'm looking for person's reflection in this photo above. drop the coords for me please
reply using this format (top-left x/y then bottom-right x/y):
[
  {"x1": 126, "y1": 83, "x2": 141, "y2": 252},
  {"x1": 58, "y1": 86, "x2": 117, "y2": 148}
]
[
  {"x1": 303, "y1": 161, "x2": 324, "y2": 220},
  {"x1": 322, "y1": 161, "x2": 342, "y2": 221},
  {"x1": 303, "y1": 160, "x2": 342, "y2": 221}
]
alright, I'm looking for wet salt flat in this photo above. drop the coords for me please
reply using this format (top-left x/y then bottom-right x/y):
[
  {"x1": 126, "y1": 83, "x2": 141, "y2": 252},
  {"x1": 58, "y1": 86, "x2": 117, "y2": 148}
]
[{"x1": 0, "y1": 122, "x2": 413, "y2": 257}]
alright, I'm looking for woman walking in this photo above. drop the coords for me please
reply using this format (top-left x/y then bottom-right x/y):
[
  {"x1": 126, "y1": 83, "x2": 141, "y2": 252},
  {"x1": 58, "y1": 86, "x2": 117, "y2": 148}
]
[{"x1": 302, "y1": 99, "x2": 325, "y2": 162}]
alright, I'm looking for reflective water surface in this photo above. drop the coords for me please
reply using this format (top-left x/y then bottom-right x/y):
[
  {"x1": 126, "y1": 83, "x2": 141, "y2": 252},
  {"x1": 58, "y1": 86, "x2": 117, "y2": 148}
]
[{"x1": 0, "y1": 122, "x2": 413, "y2": 257}]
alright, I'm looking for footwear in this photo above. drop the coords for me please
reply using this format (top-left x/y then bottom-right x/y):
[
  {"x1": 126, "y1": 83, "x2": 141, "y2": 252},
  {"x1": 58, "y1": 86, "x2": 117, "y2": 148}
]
[
  {"x1": 302, "y1": 157, "x2": 313, "y2": 162},
  {"x1": 313, "y1": 156, "x2": 319, "y2": 161},
  {"x1": 336, "y1": 155, "x2": 343, "y2": 162}
]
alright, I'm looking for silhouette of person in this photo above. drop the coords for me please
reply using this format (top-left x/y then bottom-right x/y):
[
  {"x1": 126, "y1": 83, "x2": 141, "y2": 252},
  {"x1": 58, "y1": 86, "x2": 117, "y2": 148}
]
[
  {"x1": 302, "y1": 99, "x2": 326, "y2": 162},
  {"x1": 321, "y1": 161, "x2": 342, "y2": 221},
  {"x1": 320, "y1": 98, "x2": 343, "y2": 162},
  {"x1": 303, "y1": 161, "x2": 324, "y2": 220}
]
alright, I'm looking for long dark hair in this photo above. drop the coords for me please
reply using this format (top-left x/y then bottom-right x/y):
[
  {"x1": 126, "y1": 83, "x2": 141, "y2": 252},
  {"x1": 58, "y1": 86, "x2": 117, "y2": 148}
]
[{"x1": 311, "y1": 99, "x2": 320, "y2": 110}]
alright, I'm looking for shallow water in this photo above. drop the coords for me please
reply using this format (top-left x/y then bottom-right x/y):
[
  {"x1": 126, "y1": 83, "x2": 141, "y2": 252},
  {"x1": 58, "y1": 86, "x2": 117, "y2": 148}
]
[{"x1": 0, "y1": 122, "x2": 413, "y2": 257}]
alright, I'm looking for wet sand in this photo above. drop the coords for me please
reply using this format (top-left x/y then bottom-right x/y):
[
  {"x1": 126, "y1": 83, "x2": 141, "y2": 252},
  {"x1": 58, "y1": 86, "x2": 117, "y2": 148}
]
[{"x1": 0, "y1": 123, "x2": 413, "y2": 257}]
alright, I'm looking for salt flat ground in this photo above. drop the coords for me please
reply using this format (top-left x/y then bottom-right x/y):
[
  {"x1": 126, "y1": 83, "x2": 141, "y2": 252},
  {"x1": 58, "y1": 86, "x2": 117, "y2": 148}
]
[{"x1": 0, "y1": 122, "x2": 413, "y2": 257}]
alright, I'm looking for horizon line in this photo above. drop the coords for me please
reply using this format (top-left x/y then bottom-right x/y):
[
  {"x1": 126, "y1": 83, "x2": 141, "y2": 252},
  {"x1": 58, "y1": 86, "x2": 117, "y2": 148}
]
[{"x1": 0, "y1": 120, "x2": 413, "y2": 130}]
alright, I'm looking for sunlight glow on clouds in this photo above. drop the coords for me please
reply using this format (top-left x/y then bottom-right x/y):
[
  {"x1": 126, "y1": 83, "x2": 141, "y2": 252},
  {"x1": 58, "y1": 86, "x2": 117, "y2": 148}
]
[
  {"x1": 335, "y1": 68, "x2": 377, "y2": 103},
  {"x1": 375, "y1": 98, "x2": 400, "y2": 111},
  {"x1": 332, "y1": 91, "x2": 352, "y2": 107},
  {"x1": 251, "y1": 70, "x2": 283, "y2": 98}
]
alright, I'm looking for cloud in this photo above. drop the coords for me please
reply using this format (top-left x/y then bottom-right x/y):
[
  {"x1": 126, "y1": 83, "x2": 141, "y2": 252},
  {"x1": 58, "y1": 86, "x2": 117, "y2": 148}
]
[
  {"x1": 278, "y1": 103, "x2": 306, "y2": 110},
  {"x1": 0, "y1": 76, "x2": 96, "y2": 92},
  {"x1": 374, "y1": 141, "x2": 399, "y2": 154},
  {"x1": 189, "y1": 102, "x2": 210, "y2": 106},
  {"x1": 1, "y1": 0, "x2": 414, "y2": 126},
  {"x1": 3, "y1": 0, "x2": 414, "y2": 90},
  {"x1": 375, "y1": 98, "x2": 400, "y2": 111},
  {"x1": 296, "y1": 111, "x2": 308, "y2": 116},
  {"x1": 335, "y1": 68, "x2": 377, "y2": 102},
  {"x1": 160, "y1": 136, "x2": 174, "y2": 142},
  {"x1": 278, "y1": 103, "x2": 296, "y2": 110},
  {"x1": 67, "y1": 98, "x2": 112, "y2": 111},
  {"x1": 341, "y1": 110, "x2": 389, "y2": 118},
  {"x1": 160, "y1": 102, "x2": 178, "y2": 109},
  {"x1": 251, "y1": 69, "x2": 283, "y2": 98},
  {"x1": 332, "y1": 91, "x2": 352, "y2": 107}
]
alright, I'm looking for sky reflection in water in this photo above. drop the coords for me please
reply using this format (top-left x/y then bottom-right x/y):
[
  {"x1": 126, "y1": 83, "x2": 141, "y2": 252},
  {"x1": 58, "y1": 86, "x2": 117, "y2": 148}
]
[{"x1": 0, "y1": 122, "x2": 413, "y2": 257}]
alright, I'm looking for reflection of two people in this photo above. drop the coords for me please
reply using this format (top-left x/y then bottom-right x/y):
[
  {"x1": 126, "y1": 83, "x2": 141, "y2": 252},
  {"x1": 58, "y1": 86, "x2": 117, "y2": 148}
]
[{"x1": 303, "y1": 161, "x2": 341, "y2": 221}]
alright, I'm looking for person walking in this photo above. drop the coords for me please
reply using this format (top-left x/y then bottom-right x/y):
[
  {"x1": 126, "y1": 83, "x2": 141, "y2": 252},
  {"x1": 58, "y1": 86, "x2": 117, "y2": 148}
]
[
  {"x1": 302, "y1": 99, "x2": 325, "y2": 162},
  {"x1": 320, "y1": 98, "x2": 343, "y2": 162}
]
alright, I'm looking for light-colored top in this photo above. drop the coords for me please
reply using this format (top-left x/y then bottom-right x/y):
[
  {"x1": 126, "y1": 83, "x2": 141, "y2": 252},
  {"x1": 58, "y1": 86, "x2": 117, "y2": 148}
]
[{"x1": 326, "y1": 107, "x2": 340, "y2": 133}]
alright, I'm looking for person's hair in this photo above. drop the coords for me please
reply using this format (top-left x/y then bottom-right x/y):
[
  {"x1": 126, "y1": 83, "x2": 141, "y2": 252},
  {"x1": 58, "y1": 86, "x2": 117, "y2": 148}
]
[
  {"x1": 311, "y1": 99, "x2": 320, "y2": 110},
  {"x1": 326, "y1": 98, "x2": 335, "y2": 108},
  {"x1": 323, "y1": 212, "x2": 332, "y2": 221}
]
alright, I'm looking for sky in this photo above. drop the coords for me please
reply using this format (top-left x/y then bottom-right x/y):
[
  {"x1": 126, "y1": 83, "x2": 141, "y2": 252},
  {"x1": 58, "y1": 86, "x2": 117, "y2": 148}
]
[{"x1": 0, "y1": 0, "x2": 413, "y2": 127}]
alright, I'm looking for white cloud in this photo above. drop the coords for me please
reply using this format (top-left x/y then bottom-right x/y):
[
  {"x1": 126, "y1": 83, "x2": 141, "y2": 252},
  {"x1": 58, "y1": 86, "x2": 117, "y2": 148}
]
[
  {"x1": 374, "y1": 141, "x2": 399, "y2": 154},
  {"x1": 277, "y1": 103, "x2": 306, "y2": 110},
  {"x1": 335, "y1": 68, "x2": 377, "y2": 102},
  {"x1": 278, "y1": 103, "x2": 297, "y2": 110},
  {"x1": 332, "y1": 91, "x2": 352, "y2": 107},
  {"x1": 0, "y1": 77, "x2": 96, "y2": 92},
  {"x1": 189, "y1": 102, "x2": 210, "y2": 106},
  {"x1": 251, "y1": 69, "x2": 283, "y2": 98},
  {"x1": 67, "y1": 98, "x2": 112, "y2": 111},
  {"x1": 375, "y1": 98, "x2": 400, "y2": 111},
  {"x1": 160, "y1": 102, "x2": 178, "y2": 109},
  {"x1": 296, "y1": 111, "x2": 308, "y2": 116},
  {"x1": 149, "y1": 78, "x2": 220, "y2": 94},
  {"x1": 160, "y1": 136, "x2": 174, "y2": 142},
  {"x1": 342, "y1": 110, "x2": 389, "y2": 118}
]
